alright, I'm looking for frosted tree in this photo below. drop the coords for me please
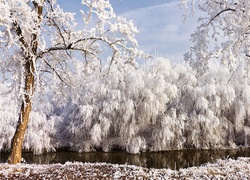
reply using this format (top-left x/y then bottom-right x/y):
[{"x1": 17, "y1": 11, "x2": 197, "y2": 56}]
[
  {"x1": 180, "y1": 0, "x2": 250, "y2": 72},
  {"x1": 180, "y1": 0, "x2": 250, "y2": 147},
  {"x1": 0, "y1": 0, "x2": 141, "y2": 164}
]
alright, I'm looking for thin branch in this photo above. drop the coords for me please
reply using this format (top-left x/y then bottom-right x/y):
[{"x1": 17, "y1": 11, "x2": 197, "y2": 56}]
[
  {"x1": 51, "y1": 17, "x2": 67, "y2": 46},
  {"x1": 37, "y1": 45, "x2": 71, "y2": 58},
  {"x1": 107, "y1": 50, "x2": 117, "y2": 75},
  {"x1": 209, "y1": 8, "x2": 236, "y2": 24},
  {"x1": 12, "y1": 21, "x2": 29, "y2": 49},
  {"x1": 37, "y1": 36, "x2": 113, "y2": 58},
  {"x1": 43, "y1": 60, "x2": 70, "y2": 86}
]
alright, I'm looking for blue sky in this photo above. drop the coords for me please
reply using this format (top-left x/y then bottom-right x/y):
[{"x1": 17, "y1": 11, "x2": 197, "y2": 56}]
[{"x1": 57, "y1": 0, "x2": 198, "y2": 63}]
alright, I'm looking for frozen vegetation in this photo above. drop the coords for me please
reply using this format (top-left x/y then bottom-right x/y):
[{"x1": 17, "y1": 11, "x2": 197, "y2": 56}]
[
  {"x1": 1, "y1": 0, "x2": 250, "y2": 166},
  {"x1": 0, "y1": 157, "x2": 249, "y2": 179},
  {"x1": 1, "y1": 57, "x2": 250, "y2": 155}
]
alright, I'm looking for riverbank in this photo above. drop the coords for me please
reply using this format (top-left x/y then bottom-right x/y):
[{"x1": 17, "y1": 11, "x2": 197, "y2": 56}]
[{"x1": 0, "y1": 157, "x2": 249, "y2": 179}]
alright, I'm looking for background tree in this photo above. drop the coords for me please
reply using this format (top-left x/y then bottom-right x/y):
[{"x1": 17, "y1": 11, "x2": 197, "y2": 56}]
[
  {"x1": 0, "y1": 0, "x2": 141, "y2": 164},
  {"x1": 179, "y1": 0, "x2": 250, "y2": 148},
  {"x1": 180, "y1": 0, "x2": 250, "y2": 73}
]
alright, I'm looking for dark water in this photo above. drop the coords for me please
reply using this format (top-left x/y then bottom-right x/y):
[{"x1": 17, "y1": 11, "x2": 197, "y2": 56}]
[{"x1": 1, "y1": 148, "x2": 250, "y2": 170}]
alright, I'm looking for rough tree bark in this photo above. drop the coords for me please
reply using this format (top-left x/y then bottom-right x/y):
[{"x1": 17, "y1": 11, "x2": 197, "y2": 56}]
[
  {"x1": 7, "y1": 60, "x2": 35, "y2": 164},
  {"x1": 7, "y1": 2, "x2": 43, "y2": 164}
]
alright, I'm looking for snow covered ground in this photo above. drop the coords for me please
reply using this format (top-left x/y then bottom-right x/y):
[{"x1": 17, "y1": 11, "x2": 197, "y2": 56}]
[{"x1": 0, "y1": 157, "x2": 249, "y2": 179}]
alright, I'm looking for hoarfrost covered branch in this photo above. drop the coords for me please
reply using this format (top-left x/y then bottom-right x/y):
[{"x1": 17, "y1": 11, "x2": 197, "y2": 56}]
[
  {"x1": 0, "y1": 0, "x2": 141, "y2": 164},
  {"x1": 180, "y1": 0, "x2": 250, "y2": 73},
  {"x1": 1, "y1": 0, "x2": 250, "y2": 163},
  {"x1": 1, "y1": 57, "x2": 250, "y2": 155}
]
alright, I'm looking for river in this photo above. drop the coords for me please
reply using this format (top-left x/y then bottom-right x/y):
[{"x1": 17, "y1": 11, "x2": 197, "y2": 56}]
[{"x1": 1, "y1": 148, "x2": 250, "y2": 170}]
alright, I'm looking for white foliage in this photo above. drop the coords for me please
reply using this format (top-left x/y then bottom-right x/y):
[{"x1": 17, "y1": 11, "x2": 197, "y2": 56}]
[
  {"x1": 180, "y1": 0, "x2": 250, "y2": 72},
  {"x1": 90, "y1": 124, "x2": 102, "y2": 146},
  {"x1": 1, "y1": 0, "x2": 250, "y2": 155},
  {"x1": 0, "y1": 0, "x2": 143, "y2": 155},
  {"x1": 195, "y1": 97, "x2": 208, "y2": 113},
  {"x1": 234, "y1": 101, "x2": 245, "y2": 133},
  {"x1": 126, "y1": 136, "x2": 146, "y2": 154},
  {"x1": 1, "y1": 56, "x2": 250, "y2": 154},
  {"x1": 0, "y1": 84, "x2": 17, "y2": 151}
]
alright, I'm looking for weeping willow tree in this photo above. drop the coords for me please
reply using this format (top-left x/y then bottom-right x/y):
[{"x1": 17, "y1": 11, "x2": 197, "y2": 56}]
[{"x1": 180, "y1": 0, "x2": 250, "y2": 146}]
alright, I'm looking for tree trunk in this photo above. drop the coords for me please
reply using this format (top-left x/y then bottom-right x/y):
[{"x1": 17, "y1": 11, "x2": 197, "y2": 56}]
[
  {"x1": 7, "y1": 2, "x2": 43, "y2": 164},
  {"x1": 7, "y1": 60, "x2": 35, "y2": 164}
]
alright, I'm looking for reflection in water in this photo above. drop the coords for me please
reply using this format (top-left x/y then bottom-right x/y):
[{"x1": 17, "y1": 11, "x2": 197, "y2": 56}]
[{"x1": 1, "y1": 149, "x2": 250, "y2": 170}]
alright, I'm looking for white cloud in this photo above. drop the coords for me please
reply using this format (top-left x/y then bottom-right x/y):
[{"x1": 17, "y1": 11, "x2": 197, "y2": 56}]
[
  {"x1": 164, "y1": 24, "x2": 179, "y2": 33},
  {"x1": 119, "y1": 1, "x2": 199, "y2": 62}
]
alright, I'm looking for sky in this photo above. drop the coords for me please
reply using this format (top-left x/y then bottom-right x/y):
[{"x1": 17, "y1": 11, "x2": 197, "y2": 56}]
[{"x1": 57, "y1": 0, "x2": 199, "y2": 63}]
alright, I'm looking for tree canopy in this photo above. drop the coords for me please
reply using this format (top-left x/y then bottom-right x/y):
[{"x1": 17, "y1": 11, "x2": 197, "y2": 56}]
[
  {"x1": 1, "y1": 0, "x2": 250, "y2": 165},
  {"x1": 180, "y1": 0, "x2": 250, "y2": 72},
  {"x1": 0, "y1": 0, "x2": 141, "y2": 87},
  {"x1": 0, "y1": 0, "x2": 142, "y2": 164}
]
